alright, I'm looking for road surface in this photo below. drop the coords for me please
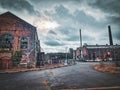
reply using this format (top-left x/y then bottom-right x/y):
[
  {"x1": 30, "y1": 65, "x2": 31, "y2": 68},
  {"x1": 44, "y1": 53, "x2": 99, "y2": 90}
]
[{"x1": 0, "y1": 62, "x2": 120, "y2": 90}]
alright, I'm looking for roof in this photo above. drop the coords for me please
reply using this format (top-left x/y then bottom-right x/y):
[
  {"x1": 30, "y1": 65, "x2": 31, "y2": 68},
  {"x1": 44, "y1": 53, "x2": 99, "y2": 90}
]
[
  {"x1": 0, "y1": 11, "x2": 36, "y2": 29},
  {"x1": 84, "y1": 45, "x2": 120, "y2": 49}
]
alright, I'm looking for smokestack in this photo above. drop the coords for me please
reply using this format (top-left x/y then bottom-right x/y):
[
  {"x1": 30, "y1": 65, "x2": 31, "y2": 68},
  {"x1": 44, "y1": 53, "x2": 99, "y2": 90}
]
[
  {"x1": 108, "y1": 25, "x2": 113, "y2": 45},
  {"x1": 79, "y1": 29, "x2": 82, "y2": 47}
]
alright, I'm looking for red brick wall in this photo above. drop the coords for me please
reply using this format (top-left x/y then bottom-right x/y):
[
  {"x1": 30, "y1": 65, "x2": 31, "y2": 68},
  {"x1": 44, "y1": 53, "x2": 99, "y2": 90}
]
[{"x1": 0, "y1": 12, "x2": 39, "y2": 67}]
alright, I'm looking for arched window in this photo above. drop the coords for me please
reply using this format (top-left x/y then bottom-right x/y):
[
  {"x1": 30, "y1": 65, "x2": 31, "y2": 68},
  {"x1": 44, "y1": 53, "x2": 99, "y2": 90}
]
[
  {"x1": 0, "y1": 33, "x2": 13, "y2": 49},
  {"x1": 21, "y1": 37, "x2": 28, "y2": 49}
]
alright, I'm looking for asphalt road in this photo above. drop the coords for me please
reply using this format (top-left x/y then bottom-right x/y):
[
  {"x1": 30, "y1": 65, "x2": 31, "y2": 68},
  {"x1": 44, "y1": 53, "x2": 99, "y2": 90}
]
[{"x1": 0, "y1": 62, "x2": 120, "y2": 90}]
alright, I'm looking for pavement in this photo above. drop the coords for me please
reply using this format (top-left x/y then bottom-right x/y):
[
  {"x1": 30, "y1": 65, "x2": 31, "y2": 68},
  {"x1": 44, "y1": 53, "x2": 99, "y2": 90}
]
[{"x1": 0, "y1": 62, "x2": 120, "y2": 90}]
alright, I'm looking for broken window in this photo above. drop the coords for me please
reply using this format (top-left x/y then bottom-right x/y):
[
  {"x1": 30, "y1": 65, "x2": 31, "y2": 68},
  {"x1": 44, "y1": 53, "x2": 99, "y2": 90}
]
[
  {"x1": 0, "y1": 33, "x2": 13, "y2": 49},
  {"x1": 21, "y1": 37, "x2": 28, "y2": 49}
]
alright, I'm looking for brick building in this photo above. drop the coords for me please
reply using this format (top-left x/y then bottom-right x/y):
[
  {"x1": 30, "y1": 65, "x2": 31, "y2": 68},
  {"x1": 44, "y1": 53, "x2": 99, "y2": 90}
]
[
  {"x1": 74, "y1": 25, "x2": 120, "y2": 62},
  {"x1": 74, "y1": 44, "x2": 120, "y2": 61},
  {"x1": 73, "y1": 48, "x2": 81, "y2": 60},
  {"x1": 0, "y1": 12, "x2": 40, "y2": 69},
  {"x1": 82, "y1": 44, "x2": 120, "y2": 61}
]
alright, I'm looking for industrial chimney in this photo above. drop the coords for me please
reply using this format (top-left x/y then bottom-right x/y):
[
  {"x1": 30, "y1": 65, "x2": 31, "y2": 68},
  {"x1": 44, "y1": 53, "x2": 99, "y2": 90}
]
[
  {"x1": 108, "y1": 25, "x2": 113, "y2": 45},
  {"x1": 79, "y1": 29, "x2": 82, "y2": 47}
]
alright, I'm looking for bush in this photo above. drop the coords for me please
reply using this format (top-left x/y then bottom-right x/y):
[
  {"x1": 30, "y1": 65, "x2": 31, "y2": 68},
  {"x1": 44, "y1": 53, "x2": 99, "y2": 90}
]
[{"x1": 11, "y1": 51, "x2": 22, "y2": 66}]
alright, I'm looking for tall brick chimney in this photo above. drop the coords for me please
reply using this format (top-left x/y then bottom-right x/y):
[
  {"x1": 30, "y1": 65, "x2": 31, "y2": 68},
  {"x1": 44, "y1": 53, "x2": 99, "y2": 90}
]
[
  {"x1": 79, "y1": 29, "x2": 82, "y2": 47},
  {"x1": 108, "y1": 25, "x2": 113, "y2": 45}
]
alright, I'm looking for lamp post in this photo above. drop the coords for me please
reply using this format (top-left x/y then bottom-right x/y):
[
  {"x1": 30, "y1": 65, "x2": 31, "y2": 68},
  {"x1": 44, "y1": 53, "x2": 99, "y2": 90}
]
[{"x1": 64, "y1": 47, "x2": 68, "y2": 65}]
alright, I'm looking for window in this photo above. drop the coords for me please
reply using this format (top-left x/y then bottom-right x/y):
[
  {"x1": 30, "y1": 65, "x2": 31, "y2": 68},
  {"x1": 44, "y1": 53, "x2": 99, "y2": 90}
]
[
  {"x1": 0, "y1": 33, "x2": 13, "y2": 49},
  {"x1": 21, "y1": 37, "x2": 28, "y2": 49}
]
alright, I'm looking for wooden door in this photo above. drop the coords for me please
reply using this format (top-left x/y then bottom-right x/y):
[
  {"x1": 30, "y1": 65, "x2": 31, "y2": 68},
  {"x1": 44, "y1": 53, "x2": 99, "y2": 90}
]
[{"x1": 2, "y1": 59, "x2": 12, "y2": 69}]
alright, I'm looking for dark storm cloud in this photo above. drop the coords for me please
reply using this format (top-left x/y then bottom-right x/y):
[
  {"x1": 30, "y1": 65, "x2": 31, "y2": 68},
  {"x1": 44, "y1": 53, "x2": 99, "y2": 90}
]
[
  {"x1": 57, "y1": 27, "x2": 82, "y2": 42},
  {"x1": 1, "y1": 0, "x2": 119, "y2": 52},
  {"x1": 112, "y1": 29, "x2": 120, "y2": 43},
  {"x1": 53, "y1": 4, "x2": 106, "y2": 31},
  {"x1": 108, "y1": 16, "x2": 120, "y2": 41},
  {"x1": 51, "y1": 4, "x2": 74, "y2": 26},
  {"x1": 29, "y1": 0, "x2": 76, "y2": 4},
  {"x1": 53, "y1": 5, "x2": 107, "y2": 43},
  {"x1": 66, "y1": 35, "x2": 79, "y2": 41},
  {"x1": 44, "y1": 32, "x2": 64, "y2": 46},
  {"x1": 58, "y1": 27, "x2": 79, "y2": 40},
  {"x1": 89, "y1": 0, "x2": 120, "y2": 24},
  {"x1": 48, "y1": 30, "x2": 57, "y2": 35},
  {"x1": 115, "y1": 32, "x2": 120, "y2": 41},
  {"x1": 58, "y1": 27, "x2": 72, "y2": 35},
  {"x1": 82, "y1": 35, "x2": 95, "y2": 41},
  {"x1": 55, "y1": 5, "x2": 71, "y2": 18},
  {"x1": 73, "y1": 9, "x2": 105, "y2": 29},
  {"x1": 0, "y1": 0, "x2": 39, "y2": 15},
  {"x1": 88, "y1": 0, "x2": 120, "y2": 40},
  {"x1": 89, "y1": 0, "x2": 120, "y2": 14},
  {"x1": 44, "y1": 40, "x2": 64, "y2": 46}
]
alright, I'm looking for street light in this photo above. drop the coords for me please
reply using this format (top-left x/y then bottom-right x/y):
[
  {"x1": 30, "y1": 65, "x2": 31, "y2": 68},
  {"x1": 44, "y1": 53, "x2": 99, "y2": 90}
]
[{"x1": 64, "y1": 47, "x2": 68, "y2": 65}]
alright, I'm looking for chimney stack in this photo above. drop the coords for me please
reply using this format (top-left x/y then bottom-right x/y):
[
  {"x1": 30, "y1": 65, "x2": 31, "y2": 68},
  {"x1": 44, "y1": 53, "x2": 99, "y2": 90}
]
[
  {"x1": 79, "y1": 29, "x2": 82, "y2": 47},
  {"x1": 108, "y1": 25, "x2": 113, "y2": 45}
]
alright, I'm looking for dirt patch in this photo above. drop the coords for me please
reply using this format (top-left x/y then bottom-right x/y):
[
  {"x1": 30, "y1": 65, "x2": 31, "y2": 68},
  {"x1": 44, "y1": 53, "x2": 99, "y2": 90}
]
[{"x1": 94, "y1": 63, "x2": 120, "y2": 74}]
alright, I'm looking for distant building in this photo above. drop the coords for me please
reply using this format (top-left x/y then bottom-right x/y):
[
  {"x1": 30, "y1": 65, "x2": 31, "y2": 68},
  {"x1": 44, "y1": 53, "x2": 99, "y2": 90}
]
[
  {"x1": 75, "y1": 48, "x2": 81, "y2": 60},
  {"x1": 73, "y1": 47, "x2": 84, "y2": 61},
  {"x1": 45, "y1": 53, "x2": 66, "y2": 64},
  {"x1": 73, "y1": 50, "x2": 76, "y2": 60},
  {"x1": 0, "y1": 12, "x2": 40, "y2": 69},
  {"x1": 82, "y1": 44, "x2": 120, "y2": 61},
  {"x1": 68, "y1": 48, "x2": 73, "y2": 59},
  {"x1": 36, "y1": 52, "x2": 45, "y2": 66},
  {"x1": 74, "y1": 25, "x2": 120, "y2": 61}
]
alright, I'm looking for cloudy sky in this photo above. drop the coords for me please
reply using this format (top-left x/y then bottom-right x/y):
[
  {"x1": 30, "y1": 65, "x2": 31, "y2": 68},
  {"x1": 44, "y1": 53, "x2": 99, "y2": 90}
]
[{"x1": 0, "y1": 0, "x2": 120, "y2": 53}]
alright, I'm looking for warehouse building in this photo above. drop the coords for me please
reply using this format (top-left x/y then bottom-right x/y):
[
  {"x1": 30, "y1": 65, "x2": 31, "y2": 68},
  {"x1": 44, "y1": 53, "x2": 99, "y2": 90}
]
[{"x1": 0, "y1": 12, "x2": 40, "y2": 69}]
